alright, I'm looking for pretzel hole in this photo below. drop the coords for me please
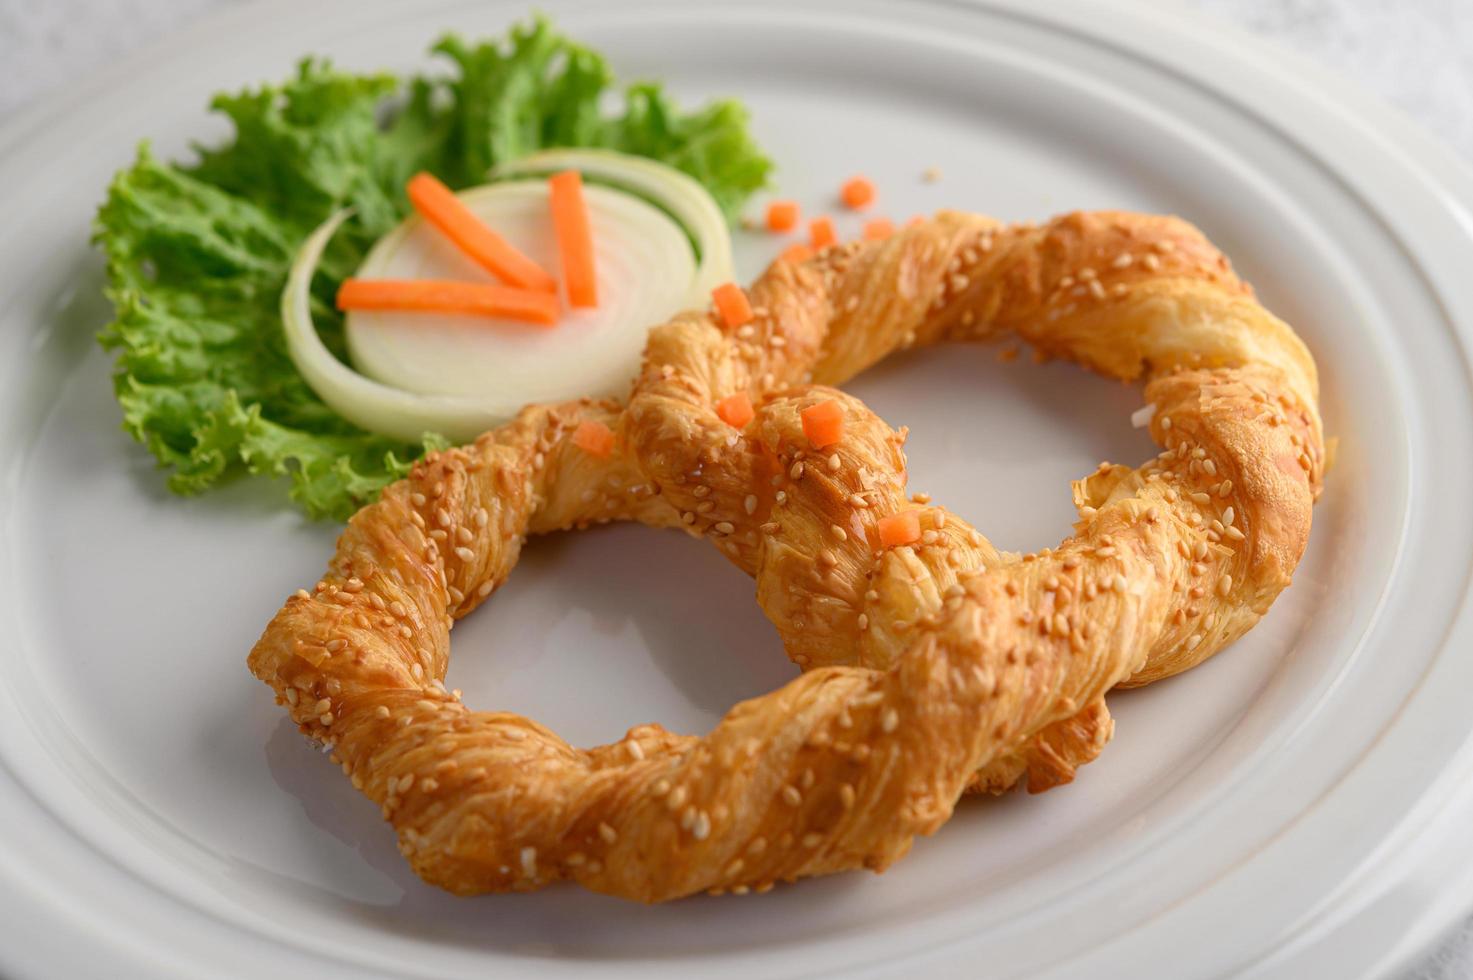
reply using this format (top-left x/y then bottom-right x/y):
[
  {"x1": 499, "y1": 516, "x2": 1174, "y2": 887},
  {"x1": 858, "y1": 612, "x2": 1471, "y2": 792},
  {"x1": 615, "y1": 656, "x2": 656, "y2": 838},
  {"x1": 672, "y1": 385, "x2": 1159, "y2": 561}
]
[
  {"x1": 845, "y1": 344, "x2": 1156, "y2": 552},
  {"x1": 444, "y1": 523, "x2": 795, "y2": 745}
]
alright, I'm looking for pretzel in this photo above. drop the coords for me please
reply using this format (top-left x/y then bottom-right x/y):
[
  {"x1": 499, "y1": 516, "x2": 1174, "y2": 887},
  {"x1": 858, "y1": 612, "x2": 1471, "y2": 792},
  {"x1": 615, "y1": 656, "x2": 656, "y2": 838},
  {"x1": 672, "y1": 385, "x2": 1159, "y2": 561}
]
[{"x1": 248, "y1": 210, "x2": 1323, "y2": 902}]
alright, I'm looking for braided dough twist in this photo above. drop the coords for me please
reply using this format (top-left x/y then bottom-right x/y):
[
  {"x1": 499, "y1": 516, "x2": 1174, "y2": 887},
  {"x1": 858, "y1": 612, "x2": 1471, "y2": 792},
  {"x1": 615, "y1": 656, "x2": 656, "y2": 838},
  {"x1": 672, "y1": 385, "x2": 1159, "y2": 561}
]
[{"x1": 249, "y1": 210, "x2": 1323, "y2": 901}]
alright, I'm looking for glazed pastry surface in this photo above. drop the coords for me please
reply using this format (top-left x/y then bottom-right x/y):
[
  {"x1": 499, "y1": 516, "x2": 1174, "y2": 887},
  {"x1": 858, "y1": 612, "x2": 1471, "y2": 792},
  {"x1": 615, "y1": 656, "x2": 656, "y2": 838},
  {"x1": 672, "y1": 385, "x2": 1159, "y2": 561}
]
[{"x1": 248, "y1": 210, "x2": 1324, "y2": 901}]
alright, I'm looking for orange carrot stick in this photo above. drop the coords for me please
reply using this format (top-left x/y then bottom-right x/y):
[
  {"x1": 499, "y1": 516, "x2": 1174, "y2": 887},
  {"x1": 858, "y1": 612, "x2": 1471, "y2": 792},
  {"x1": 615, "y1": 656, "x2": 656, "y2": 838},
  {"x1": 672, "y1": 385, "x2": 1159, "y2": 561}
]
[
  {"x1": 548, "y1": 170, "x2": 598, "y2": 308},
  {"x1": 712, "y1": 282, "x2": 754, "y2": 329},
  {"x1": 877, "y1": 511, "x2": 921, "y2": 548},
  {"x1": 766, "y1": 200, "x2": 799, "y2": 232},
  {"x1": 572, "y1": 420, "x2": 615, "y2": 457},
  {"x1": 336, "y1": 279, "x2": 559, "y2": 326},
  {"x1": 715, "y1": 392, "x2": 755, "y2": 429},
  {"x1": 406, "y1": 173, "x2": 556, "y2": 293},
  {"x1": 801, "y1": 399, "x2": 845, "y2": 448}
]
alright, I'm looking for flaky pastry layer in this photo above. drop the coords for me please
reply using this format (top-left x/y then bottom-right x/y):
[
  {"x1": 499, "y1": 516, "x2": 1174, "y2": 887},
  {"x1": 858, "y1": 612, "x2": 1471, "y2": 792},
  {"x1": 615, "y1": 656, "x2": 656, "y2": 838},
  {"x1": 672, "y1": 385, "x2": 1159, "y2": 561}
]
[{"x1": 248, "y1": 210, "x2": 1323, "y2": 901}]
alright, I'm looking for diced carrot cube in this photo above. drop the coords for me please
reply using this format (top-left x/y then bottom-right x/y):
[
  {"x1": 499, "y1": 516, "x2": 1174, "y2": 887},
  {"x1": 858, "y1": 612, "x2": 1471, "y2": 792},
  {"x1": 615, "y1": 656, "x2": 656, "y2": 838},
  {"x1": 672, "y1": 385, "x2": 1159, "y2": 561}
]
[
  {"x1": 810, "y1": 216, "x2": 837, "y2": 250},
  {"x1": 712, "y1": 282, "x2": 755, "y2": 329},
  {"x1": 877, "y1": 511, "x2": 921, "y2": 548},
  {"x1": 572, "y1": 420, "x2": 615, "y2": 458},
  {"x1": 840, "y1": 175, "x2": 876, "y2": 210},
  {"x1": 716, "y1": 392, "x2": 755, "y2": 429},
  {"x1": 863, "y1": 217, "x2": 895, "y2": 240},
  {"x1": 800, "y1": 399, "x2": 844, "y2": 449},
  {"x1": 766, "y1": 200, "x2": 800, "y2": 232},
  {"x1": 779, "y1": 243, "x2": 814, "y2": 265}
]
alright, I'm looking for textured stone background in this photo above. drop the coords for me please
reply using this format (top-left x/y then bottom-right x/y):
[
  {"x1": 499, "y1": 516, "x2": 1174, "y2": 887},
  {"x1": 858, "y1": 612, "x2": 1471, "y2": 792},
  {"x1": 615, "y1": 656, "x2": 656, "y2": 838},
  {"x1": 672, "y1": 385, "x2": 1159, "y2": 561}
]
[{"x1": 2, "y1": 1, "x2": 1470, "y2": 976}]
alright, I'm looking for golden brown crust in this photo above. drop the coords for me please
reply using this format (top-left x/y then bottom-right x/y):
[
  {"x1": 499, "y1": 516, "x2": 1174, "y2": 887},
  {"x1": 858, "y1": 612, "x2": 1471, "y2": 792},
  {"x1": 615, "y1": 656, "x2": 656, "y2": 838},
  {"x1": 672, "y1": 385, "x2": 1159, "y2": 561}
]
[{"x1": 247, "y1": 210, "x2": 1323, "y2": 902}]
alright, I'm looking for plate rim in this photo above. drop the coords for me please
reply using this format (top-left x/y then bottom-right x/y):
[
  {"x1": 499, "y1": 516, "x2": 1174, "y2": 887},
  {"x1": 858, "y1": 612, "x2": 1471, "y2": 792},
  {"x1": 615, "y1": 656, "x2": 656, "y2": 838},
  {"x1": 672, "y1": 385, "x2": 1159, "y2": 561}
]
[{"x1": 1, "y1": 1, "x2": 1472, "y2": 977}]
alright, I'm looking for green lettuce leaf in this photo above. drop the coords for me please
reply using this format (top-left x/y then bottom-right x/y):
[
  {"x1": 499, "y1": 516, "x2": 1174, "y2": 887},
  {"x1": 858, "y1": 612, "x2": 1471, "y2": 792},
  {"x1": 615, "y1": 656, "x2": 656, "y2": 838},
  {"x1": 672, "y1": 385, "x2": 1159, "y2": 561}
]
[{"x1": 95, "y1": 18, "x2": 771, "y2": 520}]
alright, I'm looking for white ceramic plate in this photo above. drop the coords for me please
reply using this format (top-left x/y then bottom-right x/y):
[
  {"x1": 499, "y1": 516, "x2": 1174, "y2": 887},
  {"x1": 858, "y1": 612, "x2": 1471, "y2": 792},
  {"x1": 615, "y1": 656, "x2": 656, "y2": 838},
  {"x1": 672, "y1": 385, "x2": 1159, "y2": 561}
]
[{"x1": 3, "y1": 1, "x2": 1472, "y2": 977}]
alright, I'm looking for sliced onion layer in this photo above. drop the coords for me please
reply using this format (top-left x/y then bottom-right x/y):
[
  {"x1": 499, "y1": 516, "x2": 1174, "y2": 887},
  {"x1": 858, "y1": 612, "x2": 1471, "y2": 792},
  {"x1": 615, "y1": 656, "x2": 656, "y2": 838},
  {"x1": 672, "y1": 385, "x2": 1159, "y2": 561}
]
[
  {"x1": 347, "y1": 180, "x2": 693, "y2": 404},
  {"x1": 282, "y1": 152, "x2": 734, "y2": 444},
  {"x1": 490, "y1": 148, "x2": 735, "y2": 302},
  {"x1": 282, "y1": 209, "x2": 513, "y2": 443}
]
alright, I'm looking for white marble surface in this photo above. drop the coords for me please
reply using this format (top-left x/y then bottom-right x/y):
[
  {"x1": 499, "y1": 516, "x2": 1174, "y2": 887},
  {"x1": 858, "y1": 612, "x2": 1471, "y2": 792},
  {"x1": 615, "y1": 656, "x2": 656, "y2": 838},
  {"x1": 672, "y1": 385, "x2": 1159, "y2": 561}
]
[{"x1": 1, "y1": 0, "x2": 1471, "y2": 976}]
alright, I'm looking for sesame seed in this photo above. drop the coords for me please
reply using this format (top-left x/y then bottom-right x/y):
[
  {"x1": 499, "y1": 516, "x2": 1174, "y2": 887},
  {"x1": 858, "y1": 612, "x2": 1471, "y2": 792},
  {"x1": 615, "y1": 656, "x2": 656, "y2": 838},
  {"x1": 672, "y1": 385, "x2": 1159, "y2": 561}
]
[
  {"x1": 1191, "y1": 492, "x2": 1211, "y2": 505},
  {"x1": 668, "y1": 785, "x2": 689, "y2": 809},
  {"x1": 628, "y1": 740, "x2": 645, "y2": 760},
  {"x1": 782, "y1": 785, "x2": 802, "y2": 806},
  {"x1": 714, "y1": 521, "x2": 735, "y2": 535},
  {"x1": 598, "y1": 822, "x2": 618, "y2": 843},
  {"x1": 790, "y1": 461, "x2": 805, "y2": 480},
  {"x1": 882, "y1": 708, "x2": 899, "y2": 732},
  {"x1": 1161, "y1": 416, "x2": 1172, "y2": 430},
  {"x1": 1218, "y1": 574, "x2": 1233, "y2": 596},
  {"x1": 1112, "y1": 253, "x2": 1133, "y2": 269},
  {"x1": 849, "y1": 494, "x2": 870, "y2": 508},
  {"x1": 802, "y1": 833, "x2": 823, "y2": 848},
  {"x1": 1186, "y1": 634, "x2": 1202, "y2": 649},
  {"x1": 1223, "y1": 506, "x2": 1236, "y2": 526},
  {"x1": 692, "y1": 811, "x2": 711, "y2": 840},
  {"x1": 520, "y1": 847, "x2": 537, "y2": 877},
  {"x1": 744, "y1": 494, "x2": 758, "y2": 514},
  {"x1": 749, "y1": 837, "x2": 768, "y2": 855},
  {"x1": 1088, "y1": 279, "x2": 1106, "y2": 300},
  {"x1": 1111, "y1": 574, "x2": 1128, "y2": 592},
  {"x1": 455, "y1": 546, "x2": 475, "y2": 562},
  {"x1": 375, "y1": 705, "x2": 390, "y2": 719},
  {"x1": 1225, "y1": 525, "x2": 1246, "y2": 541}
]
